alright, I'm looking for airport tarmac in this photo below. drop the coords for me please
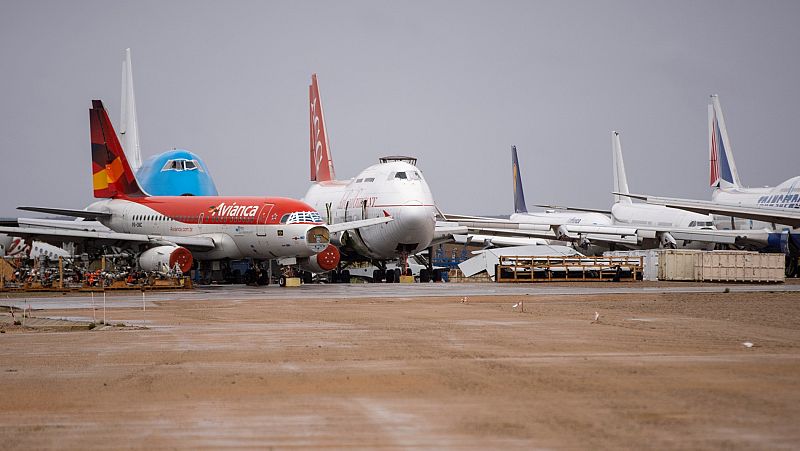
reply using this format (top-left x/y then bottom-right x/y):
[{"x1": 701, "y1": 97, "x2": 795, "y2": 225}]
[{"x1": 1, "y1": 282, "x2": 799, "y2": 449}]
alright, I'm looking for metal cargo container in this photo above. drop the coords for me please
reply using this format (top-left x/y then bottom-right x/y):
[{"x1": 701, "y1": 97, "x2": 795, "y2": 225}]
[
  {"x1": 696, "y1": 251, "x2": 784, "y2": 282},
  {"x1": 604, "y1": 250, "x2": 659, "y2": 281},
  {"x1": 656, "y1": 249, "x2": 784, "y2": 283},
  {"x1": 657, "y1": 250, "x2": 702, "y2": 281}
]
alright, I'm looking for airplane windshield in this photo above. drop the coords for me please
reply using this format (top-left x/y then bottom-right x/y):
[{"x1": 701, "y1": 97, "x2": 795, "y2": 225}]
[{"x1": 280, "y1": 211, "x2": 323, "y2": 224}]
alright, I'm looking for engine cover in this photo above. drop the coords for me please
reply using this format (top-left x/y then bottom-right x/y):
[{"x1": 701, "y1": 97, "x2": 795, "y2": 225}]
[
  {"x1": 299, "y1": 244, "x2": 340, "y2": 273},
  {"x1": 139, "y1": 245, "x2": 193, "y2": 273}
]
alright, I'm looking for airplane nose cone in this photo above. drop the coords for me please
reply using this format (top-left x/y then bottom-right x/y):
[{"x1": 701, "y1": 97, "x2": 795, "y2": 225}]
[{"x1": 394, "y1": 203, "x2": 436, "y2": 248}]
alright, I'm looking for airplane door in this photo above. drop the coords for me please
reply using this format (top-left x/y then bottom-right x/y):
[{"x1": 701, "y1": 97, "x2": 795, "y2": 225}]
[
  {"x1": 257, "y1": 204, "x2": 274, "y2": 236},
  {"x1": 361, "y1": 199, "x2": 368, "y2": 219}
]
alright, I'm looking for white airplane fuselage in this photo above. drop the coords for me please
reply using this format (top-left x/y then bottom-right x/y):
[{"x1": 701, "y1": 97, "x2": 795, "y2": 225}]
[
  {"x1": 303, "y1": 161, "x2": 436, "y2": 260},
  {"x1": 510, "y1": 211, "x2": 612, "y2": 227},
  {"x1": 612, "y1": 203, "x2": 716, "y2": 250},
  {"x1": 710, "y1": 176, "x2": 800, "y2": 230},
  {"x1": 86, "y1": 197, "x2": 330, "y2": 260}
]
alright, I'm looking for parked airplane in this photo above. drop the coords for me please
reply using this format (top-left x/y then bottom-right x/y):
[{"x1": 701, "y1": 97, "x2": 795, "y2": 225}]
[
  {"x1": 121, "y1": 48, "x2": 219, "y2": 196},
  {"x1": 1, "y1": 50, "x2": 220, "y2": 262},
  {"x1": 0, "y1": 100, "x2": 390, "y2": 283},
  {"x1": 301, "y1": 74, "x2": 438, "y2": 282},
  {"x1": 625, "y1": 95, "x2": 800, "y2": 227},
  {"x1": 449, "y1": 135, "x2": 767, "y2": 251},
  {"x1": 621, "y1": 95, "x2": 799, "y2": 274}
]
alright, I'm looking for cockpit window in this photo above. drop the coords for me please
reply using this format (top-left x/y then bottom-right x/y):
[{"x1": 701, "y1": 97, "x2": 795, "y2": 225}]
[
  {"x1": 388, "y1": 171, "x2": 421, "y2": 181},
  {"x1": 160, "y1": 159, "x2": 205, "y2": 173},
  {"x1": 364, "y1": 177, "x2": 375, "y2": 182},
  {"x1": 280, "y1": 211, "x2": 323, "y2": 224}
]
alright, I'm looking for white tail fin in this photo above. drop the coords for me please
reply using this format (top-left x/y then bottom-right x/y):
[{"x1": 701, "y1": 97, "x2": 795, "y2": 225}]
[
  {"x1": 612, "y1": 131, "x2": 631, "y2": 204},
  {"x1": 708, "y1": 94, "x2": 741, "y2": 188},
  {"x1": 120, "y1": 48, "x2": 142, "y2": 173},
  {"x1": 309, "y1": 74, "x2": 335, "y2": 182}
]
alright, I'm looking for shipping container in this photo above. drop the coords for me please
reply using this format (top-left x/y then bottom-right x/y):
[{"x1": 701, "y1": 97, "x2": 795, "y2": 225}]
[{"x1": 655, "y1": 250, "x2": 784, "y2": 283}]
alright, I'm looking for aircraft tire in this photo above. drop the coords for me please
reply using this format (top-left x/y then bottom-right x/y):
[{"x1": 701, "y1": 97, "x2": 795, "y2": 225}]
[
  {"x1": 279, "y1": 276, "x2": 286, "y2": 287},
  {"x1": 393, "y1": 268, "x2": 401, "y2": 283},
  {"x1": 787, "y1": 256, "x2": 798, "y2": 278},
  {"x1": 419, "y1": 269, "x2": 430, "y2": 283},
  {"x1": 372, "y1": 269, "x2": 384, "y2": 283},
  {"x1": 432, "y1": 269, "x2": 442, "y2": 282},
  {"x1": 384, "y1": 270, "x2": 394, "y2": 283},
  {"x1": 340, "y1": 270, "x2": 350, "y2": 283}
]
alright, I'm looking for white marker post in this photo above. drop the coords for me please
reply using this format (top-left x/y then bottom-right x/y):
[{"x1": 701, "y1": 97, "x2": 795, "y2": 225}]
[
  {"x1": 103, "y1": 291, "x2": 106, "y2": 325},
  {"x1": 91, "y1": 292, "x2": 96, "y2": 323}
]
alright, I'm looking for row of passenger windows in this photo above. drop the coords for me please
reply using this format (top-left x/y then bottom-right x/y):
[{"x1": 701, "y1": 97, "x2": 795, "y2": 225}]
[{"x1": 131, "y1": 214, "x2": 256, "y2": 223}]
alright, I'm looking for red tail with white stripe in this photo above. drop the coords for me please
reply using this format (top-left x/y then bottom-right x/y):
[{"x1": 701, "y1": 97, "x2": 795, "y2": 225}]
[{"x1": 309, "y1": 74, "x2": 335, "y2": 182}]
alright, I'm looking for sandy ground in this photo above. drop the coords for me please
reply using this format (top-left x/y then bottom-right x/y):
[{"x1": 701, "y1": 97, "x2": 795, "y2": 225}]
[{"x1": 1, "y1": 286, "x2": 799, "y2": 449}]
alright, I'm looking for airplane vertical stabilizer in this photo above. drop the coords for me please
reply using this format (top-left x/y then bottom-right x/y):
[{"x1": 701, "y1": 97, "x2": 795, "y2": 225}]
[
  {"x1": 511, "y1": 145, "x2": 528, "y2": 213},
  {"x1": 309, "y1": 74, "x2": 335, "y2": 182},
  {"x1": 120, "y1": 48, "x2": 142, "y2": 173},
  {"x1": 612, "y1": 131, "x2": 631, "y2": 204},
  {"x1": 91, "y1": 100, "x2": 147, "y2": 199},
  {"x1": 709, "y1": 95, "x2": 741, "y2": 188}
]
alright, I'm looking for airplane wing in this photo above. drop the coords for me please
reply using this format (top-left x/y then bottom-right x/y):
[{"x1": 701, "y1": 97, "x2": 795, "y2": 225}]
[
  {"x1": 533, "y1": 204, "x2": 613, "y2": 215},
  {"x1": 445, "y1": 218, "x2": 770, "y2": 249},
  {"x1": 440, "y1": 213, "x2": 510, "y2": 222},
  {"x1": 619, "y1": 193, "x2": 800, "y2": 228},
  {"x1": 0, "y1": 226, "x2": 216, "y2": 251},
  {"x1": 16, "y1": 218, "x2": 111, "y2": 232},
  {"x1": 17, "y1": 206, "x2": 112, "y2": 220},
  {"x1": 429, "y1": 223, "x2": 469, "y2": 247},
  {"x1": 326, "y1": 216, "x2": 394, "y2": 234}
]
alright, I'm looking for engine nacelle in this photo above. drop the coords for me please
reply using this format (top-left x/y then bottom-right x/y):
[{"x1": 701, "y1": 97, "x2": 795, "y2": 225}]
[
  {"x1": 139, "y1": 245, "x2": 193, "y2": 273},
  {"x1": 298, "y1": 244, "x2": 340, "y2": 274}
]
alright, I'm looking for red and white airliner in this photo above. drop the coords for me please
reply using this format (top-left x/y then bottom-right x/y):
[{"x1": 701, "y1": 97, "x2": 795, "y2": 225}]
[
  {"x1": 0, "y1": 100, "x2": 390, "y2": 278},
  {"x1": 302, "y1": 74, "x2": 448, "y2": 282}
]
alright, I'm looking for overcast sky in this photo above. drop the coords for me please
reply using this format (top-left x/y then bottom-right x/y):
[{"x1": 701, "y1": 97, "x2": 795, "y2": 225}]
[{"x1": 1, "y1": 0, "x2": 799, "y2": 217}]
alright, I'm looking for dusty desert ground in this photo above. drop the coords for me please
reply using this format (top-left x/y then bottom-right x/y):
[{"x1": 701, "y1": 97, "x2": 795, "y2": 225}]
[{"x1": 1, "y1": 282, "x2": 799, "y2": 449}]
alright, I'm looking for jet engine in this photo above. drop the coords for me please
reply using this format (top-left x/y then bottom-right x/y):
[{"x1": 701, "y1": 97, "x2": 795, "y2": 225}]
[
  {"x1": 139, "y1": 245, "x2": 193, "y2": 273},
  {"x1": 299, "y1": 244, "x2": 340, "y2": 273}
]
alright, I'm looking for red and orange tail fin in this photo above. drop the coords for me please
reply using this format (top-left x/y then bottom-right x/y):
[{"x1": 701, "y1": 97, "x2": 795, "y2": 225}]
[
  {"x1": 309, "y1": 74, "x2": 335, "y2": 182},
  {"x1": 90, "y1": 100, "x2": 146, "y2": 198}
]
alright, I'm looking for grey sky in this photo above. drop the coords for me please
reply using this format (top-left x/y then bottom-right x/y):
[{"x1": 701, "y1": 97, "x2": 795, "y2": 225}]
[{"x1": 1, "y1": 0, "x2": 799, "y2": 217}]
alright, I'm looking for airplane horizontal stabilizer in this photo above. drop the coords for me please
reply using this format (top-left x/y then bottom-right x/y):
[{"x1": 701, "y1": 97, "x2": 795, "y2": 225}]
[
  {"x1": 17, "y1": 206, "x2": 112, "y2": 220},
  {"x1": 0, "y1": 226, "x2": 215, "y2": 251}
]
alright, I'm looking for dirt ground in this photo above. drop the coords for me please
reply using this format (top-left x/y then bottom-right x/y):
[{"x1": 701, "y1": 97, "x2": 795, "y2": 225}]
[{"x1": 1, "y1": 288, "x2": 799, "y2": 449}]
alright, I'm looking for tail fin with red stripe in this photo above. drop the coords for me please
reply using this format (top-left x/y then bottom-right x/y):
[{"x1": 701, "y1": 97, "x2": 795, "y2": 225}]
[
  {"x1": 708, "y1": 95, "x2": 741, "y2": 188},
  {"x1": 309, "y1": 74, "x2": 335, "y2": 182},
  {"x1": 90, "y1": 100, "x2": 147, "y2": 198}
]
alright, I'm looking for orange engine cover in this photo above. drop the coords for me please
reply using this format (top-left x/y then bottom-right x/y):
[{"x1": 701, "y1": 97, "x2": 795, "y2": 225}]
[
  {"x1": 168, "y1": 246, "x2": 194, "y2": 273},
  {"x1": 315, "y1": 244, "x2": 340, "y2": 272}
]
